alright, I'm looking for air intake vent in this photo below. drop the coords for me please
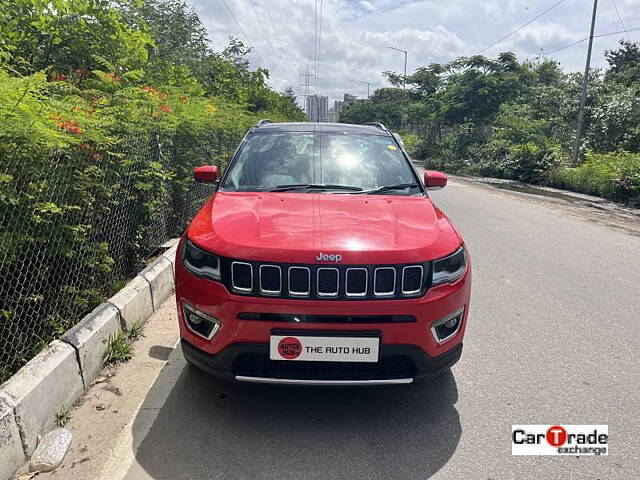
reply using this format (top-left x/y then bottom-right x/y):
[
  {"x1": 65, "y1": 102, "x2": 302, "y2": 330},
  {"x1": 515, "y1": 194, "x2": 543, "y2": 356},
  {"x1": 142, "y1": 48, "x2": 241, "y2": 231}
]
[
  {"x1": 346, "y1": 268, "x2": 367, "y2": 297},
  {"x1": 317, "y1": 268, "x2": 339, "y2": 297},
  {"x1": 374, "y1": 267, "x2": 396, "y2": 296},
  {"x1": 221, "y1": 258, "x2": 429, "y2": 300},
  {"x1": 402, "y1": 265, "x2": 423, "y2": 294},
  {"x1": 259, "y1": 265, "x2": 281, "y2": 294},
  {"x1": 288, "y1": 267, "x2": 310, "y2": 296},
  {"x1": 231, "y1": 262, "x2": 252, "y2": 292}
]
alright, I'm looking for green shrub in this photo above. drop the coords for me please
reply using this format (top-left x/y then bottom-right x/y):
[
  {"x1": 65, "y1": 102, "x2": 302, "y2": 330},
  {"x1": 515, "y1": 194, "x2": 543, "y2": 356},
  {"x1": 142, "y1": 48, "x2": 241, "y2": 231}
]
[
  {"x1": 551, "y1": 151, "x2": 640, "y2": 205},
  {"x1": 457, "y1": 137, "x2": 563, "y2": 183},
  {"x1": 398, "y1": 132, "x2": 421, "y2": 158}
]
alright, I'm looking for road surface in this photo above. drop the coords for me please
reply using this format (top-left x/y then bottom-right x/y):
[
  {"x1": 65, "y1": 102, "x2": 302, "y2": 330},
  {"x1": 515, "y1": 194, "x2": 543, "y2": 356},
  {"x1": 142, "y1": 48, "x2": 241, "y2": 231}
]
[{"x1": 34, "y1": 175, "x2": 640, "y2": 480}]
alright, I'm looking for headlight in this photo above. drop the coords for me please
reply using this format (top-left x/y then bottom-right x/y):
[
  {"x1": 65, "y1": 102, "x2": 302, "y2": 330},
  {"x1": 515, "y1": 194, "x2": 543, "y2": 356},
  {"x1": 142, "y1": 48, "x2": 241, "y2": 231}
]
[
  {"x1": 432, "y1": 246, "x2": 467, "y2": 285},
  {"x1": 182, "y1": 240, "x2": 221, "y2": 281}
]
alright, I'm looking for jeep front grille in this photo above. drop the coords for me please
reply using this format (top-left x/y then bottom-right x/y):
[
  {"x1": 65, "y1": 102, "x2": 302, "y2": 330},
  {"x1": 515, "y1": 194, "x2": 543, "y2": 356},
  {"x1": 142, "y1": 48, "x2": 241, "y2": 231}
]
[{"x1": 224, "y1": 259, "x2": 430, "y2": 300}]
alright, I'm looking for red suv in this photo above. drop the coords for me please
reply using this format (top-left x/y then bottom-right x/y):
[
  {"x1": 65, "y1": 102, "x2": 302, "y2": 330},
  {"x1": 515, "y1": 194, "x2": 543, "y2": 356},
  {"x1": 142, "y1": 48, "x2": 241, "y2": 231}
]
[{"x1": 175, "y1": 121, "x2": 471, "y2": 385}]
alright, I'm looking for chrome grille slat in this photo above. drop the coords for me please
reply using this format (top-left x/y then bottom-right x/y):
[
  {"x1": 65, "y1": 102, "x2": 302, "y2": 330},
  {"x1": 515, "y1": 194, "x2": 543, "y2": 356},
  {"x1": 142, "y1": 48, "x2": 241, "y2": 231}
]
[
  {"x1": 231, "y1": 261, "x2": 253, "y2": 292},
  {"x1": 225, "y1": 260, "x2": 427, "y2": 300},
  {"x1": 317, "y1": 267, "x2": 339, "y2": 297},
  {"x1": 401, "y1": 265, "x2": 424, "y2": 295},
  {"x1": 288, "y1": 266, "x2": 310, "y2": 296},
  {"x1": 374, "y1": 267, "x2": 396, "y2": 297},
  {"x1": 345, "y1": 268, "x2": 367, "y2": 297},
  {"x1": 259, "y1": 264, "x2": 281, "y2": 295}
]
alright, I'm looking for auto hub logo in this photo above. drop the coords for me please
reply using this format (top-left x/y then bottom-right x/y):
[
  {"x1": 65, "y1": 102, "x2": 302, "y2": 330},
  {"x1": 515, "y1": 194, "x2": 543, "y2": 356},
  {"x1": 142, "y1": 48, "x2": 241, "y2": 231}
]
[
  {"x1": 512, "y1": 425, "x2": 608, "y2": 456},
  {"x1": 277, "y1": 337, "x2": 303, "y2": 359}
]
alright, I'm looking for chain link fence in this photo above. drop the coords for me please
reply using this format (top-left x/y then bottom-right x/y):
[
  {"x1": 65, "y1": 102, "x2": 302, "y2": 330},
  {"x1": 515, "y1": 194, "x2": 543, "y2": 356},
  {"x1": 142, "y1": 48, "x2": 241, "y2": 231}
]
[{"x1": 0, "y1": 130, "x2": 240, "y2": 383}]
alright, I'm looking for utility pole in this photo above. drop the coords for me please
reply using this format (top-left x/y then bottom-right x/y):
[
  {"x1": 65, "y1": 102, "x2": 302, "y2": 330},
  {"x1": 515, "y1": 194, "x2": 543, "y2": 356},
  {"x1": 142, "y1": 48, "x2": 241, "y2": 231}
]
[
  {"x1": 572, "y1": 0, "x2": 598, "y2": 165},
  {"x1": 388, "y1": 46, "x2": 408, "y2": 90},
  {"x1": 359, "y1": 80, "x2": 370, "y2": 99}
]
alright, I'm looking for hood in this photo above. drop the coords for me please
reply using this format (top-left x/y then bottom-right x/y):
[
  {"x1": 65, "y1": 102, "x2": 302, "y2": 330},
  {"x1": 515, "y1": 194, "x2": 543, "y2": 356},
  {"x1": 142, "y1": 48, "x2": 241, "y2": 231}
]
[{"x1": 187, "y1": 192, "x2": 462, "y2": 264}]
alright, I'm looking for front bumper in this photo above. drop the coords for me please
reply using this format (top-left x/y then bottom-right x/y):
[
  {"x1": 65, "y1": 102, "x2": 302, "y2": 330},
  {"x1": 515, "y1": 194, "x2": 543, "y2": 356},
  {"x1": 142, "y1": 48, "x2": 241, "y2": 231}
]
[
  {"x1": 175, "y1": 241, "x2": 471, "y2": 384},
  {"x1": 181, "y1": 338, "x2": 463, "y2": 384}
]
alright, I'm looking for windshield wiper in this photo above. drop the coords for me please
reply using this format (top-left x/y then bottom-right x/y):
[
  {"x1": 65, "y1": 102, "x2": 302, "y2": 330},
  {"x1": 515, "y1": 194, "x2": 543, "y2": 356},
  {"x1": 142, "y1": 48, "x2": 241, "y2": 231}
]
[
  {"x1": 359, "y1": 183, "x2": 419, "y2": 194},
  {"x1": 270, "y1": 183, "x2": 363, "y2": 192}
]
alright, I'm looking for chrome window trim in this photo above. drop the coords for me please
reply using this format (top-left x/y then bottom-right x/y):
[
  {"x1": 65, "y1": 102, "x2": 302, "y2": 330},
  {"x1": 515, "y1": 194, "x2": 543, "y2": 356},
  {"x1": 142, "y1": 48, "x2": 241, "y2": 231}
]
[
  {"x1": 373, "y1": 267, "x2": 396, "y2": 296},
  {"x1": 231, "y1": 261, "x2": 253, "y2": 292},
  {"x1": 345, "y1": 268, "x2": 368, "y2": 297},
  {"x1": 401, "y1": 265, "x2": 424, "y2": 295},
  {"x1": 317, "y1": 267, "x2": 339, "y2": 297},
  {"x1": 288, "y1": 266, "x2": 311, "y2": 297},
  {"x1": 259, "y1": 264, "x2": 282, "y2": 295}
]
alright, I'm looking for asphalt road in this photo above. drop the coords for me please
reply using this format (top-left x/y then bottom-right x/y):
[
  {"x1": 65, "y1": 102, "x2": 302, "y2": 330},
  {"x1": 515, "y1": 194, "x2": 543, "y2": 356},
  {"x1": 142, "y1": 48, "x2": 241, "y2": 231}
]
[{"x1": 107, "y1": 177, "x2": 640, "y2": 479}]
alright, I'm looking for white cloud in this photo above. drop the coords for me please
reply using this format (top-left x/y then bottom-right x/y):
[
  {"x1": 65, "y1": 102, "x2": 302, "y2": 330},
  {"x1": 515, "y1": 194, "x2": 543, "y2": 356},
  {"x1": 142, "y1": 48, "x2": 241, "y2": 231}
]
[
  {"x1": 194, "y1": 0, "x2": 640, "y2": 103},
  {"x1": 359, "y1": 1, "x2": 376, "y2": 12}
]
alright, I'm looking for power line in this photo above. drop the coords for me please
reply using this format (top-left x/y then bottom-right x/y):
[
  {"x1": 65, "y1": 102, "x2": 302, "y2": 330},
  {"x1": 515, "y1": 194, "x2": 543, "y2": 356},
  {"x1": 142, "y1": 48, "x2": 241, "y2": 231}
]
[
  {"x1": 545, "y1": 26, "x2": 640, "y2": 53},
  {"x1": 261, "y1": 1, "x2": 299, "y2": 85},
  {"x1": 610, "y1": 0, "x2": 630, "y2": 40},
  {"x1": 477, "y1": 0, "x2": 567, "y2": 54},
  {"x1": 249, "y1": 0, "x2": 278, "y2": 58},
  {"x1": 219, "y1": 0, "x2": 266, "y2": 65}
]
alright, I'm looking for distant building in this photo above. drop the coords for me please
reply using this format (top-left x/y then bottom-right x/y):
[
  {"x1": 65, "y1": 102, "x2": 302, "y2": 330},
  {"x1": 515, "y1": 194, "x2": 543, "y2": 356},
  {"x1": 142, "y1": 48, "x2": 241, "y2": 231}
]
[
  {"x1": 343, "y1": 93, "x2": 358, "y2": 105},
  {"x1": 305, "y1": 95, "x2": 329, "y2": 122},
  {"x1": 327, "y1": 106, "x2": 339, "y2": 123},
  {"x1": 330, "y1": 94, "x2": 366, "y2": 122}
]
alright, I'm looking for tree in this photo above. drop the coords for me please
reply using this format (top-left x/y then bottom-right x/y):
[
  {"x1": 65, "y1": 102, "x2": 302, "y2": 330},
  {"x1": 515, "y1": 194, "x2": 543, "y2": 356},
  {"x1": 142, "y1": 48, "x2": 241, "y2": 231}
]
[
  {"x1": 605, "y1": 39, "x2": 640, "y2": 86},
  {"x1": 0, "y1": 0, "x2": 151, "y2": 75}
]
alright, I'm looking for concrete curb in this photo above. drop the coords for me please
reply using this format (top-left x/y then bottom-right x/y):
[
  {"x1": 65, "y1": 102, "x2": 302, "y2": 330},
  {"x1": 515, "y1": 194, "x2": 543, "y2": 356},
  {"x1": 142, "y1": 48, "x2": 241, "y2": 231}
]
[
  {"x1": 161, "y1": 243, "x2": 179, "y2": 274},
  {"x1": 62, "y1": 303, "x2": 122, "y2": 388},
  {"x1": 0, "y1": 240, "x2": 179, "y2": 480},
  {"x1": 108, "y1": 275, "x2": 154, "y2": 331},
  {"x1": 0, "y1": 398, "x2": 24, "y2": 480},
  {"x1": 140, "y1": 257, "x2": 174, "y2": 311},
  {"x1": 0, "y1": 340, "x2": 84, "y2": 456}
]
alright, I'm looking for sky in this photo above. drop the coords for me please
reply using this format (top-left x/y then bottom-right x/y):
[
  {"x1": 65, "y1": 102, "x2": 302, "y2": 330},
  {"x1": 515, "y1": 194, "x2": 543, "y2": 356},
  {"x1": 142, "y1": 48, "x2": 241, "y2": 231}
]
[{"x1": 194, "y1": 0, "x2": 640, "y2": 103}]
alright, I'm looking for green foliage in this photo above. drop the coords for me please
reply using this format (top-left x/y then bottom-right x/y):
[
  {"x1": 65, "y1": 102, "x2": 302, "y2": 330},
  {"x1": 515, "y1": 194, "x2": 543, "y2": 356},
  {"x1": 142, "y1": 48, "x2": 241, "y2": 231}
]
[
  {"x1": 104, "y1": 331, "x2": 132, "y2": 365},
  {"x1": 127, "y1": 321, "x2": 144, "y2": 341},
  {"x1": 0, "y1": 0, "x2": 305, "y2": 382},
  {"x1": 345, "y1": 41, "x2": 640, "y2": 205},
  {"x1": 605, "y1": 40, "x2": 640, "y2": 87},
  {"x1": 551, "y1": 152, "x2": 640, "y2": 206},
  {"x1": 398, "y1": 132, "x2": 420, "y2": 157},
  {"x1": 1, "y1": 0, "x2": 152, "y2": 75},
  {"x1": 56, "y1": 403, "x2": 71, "y2": 427}
]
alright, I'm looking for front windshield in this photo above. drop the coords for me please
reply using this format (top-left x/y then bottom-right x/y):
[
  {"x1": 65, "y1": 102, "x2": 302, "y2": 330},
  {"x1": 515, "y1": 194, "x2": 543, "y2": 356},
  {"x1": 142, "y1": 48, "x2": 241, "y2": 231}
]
[{"x1": 221, "y1": 131, "x2": 419, "y2": 194}]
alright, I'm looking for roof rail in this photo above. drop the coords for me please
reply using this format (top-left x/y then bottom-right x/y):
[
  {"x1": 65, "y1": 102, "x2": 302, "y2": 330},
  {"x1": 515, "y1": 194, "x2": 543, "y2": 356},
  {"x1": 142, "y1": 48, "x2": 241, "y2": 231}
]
[
  {"x1": 256, "y1": 119, "x2": 275, "y2": 127},
  {"x1": 363, "y1": 122, "x2": 388, "y2": 132}
]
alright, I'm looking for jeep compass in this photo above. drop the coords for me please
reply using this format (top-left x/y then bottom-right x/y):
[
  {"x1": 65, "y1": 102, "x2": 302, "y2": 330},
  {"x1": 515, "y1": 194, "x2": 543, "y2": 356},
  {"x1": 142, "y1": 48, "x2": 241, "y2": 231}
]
[{"x1": 175, "y1": 121, "x2": 471, "y2": 385}]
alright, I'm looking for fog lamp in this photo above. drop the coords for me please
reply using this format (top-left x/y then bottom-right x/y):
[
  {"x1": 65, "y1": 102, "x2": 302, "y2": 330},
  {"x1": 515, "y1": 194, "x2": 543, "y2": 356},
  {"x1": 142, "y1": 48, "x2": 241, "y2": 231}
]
[
  {"x1": 430, "y1": 307, "x2": 464, "y2": 344},
  {"x1": 182, "y1": 302, "x2": 221, "y2": 340}
]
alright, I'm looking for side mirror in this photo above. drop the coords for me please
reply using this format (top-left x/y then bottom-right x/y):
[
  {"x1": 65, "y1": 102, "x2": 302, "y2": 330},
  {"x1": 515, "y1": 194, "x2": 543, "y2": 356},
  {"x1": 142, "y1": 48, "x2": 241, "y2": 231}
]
[
  {"x1": 194, "y1": 165, "x2": 218, "y2": 183},
  {"x1": 424, "y1": 170, "x2": 447, "y2": 189}
]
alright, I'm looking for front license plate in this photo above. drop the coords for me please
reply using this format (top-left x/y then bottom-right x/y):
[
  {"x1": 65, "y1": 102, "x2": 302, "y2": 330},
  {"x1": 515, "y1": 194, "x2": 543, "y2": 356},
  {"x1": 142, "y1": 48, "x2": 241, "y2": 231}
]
[{"x1": 270, "y1": 335, "x2": 379, "y2": 362}]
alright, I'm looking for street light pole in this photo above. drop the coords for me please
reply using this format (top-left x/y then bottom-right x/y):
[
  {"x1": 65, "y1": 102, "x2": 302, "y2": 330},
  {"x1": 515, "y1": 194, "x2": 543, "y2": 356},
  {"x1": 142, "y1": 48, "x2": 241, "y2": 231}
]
[
  {"x1": 388, "y1": 46, "x2": 408, "y2": 90},
  {"x1": 359, "y1": 80, "x2": 370, "y2": 98},
  {"x1": 572, "y1": 0, "x2": 598, "y2": 165}
]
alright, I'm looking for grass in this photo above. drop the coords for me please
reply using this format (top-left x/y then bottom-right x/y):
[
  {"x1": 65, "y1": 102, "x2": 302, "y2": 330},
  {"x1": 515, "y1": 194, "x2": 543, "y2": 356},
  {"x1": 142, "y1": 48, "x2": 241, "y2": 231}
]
[
  {"x1": 126, "y1": 321, "x2": 144, "y2": 342},
  {"x1": 103, "y1": 322, "x2": 145, "y2": 366},
  {"x1": 103, "y1": 331, "x2": 133, "y2": 365},
  {"x1": 56, "y1": 404, "x2": 71, "y2": 427}
]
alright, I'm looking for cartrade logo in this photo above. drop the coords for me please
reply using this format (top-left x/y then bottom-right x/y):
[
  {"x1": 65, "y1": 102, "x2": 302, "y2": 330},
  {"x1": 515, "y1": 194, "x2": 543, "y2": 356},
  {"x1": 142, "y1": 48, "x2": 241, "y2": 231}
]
[{"x1": 512, "y1": 425, "x2": 608, "y2": 456}]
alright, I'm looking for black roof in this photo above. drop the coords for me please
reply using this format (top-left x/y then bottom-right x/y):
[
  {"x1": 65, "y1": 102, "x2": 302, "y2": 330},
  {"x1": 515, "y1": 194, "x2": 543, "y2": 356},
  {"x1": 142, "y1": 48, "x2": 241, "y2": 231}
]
[{"x1": 252, "y1": 122, "x2": 391, "y2": 136}]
